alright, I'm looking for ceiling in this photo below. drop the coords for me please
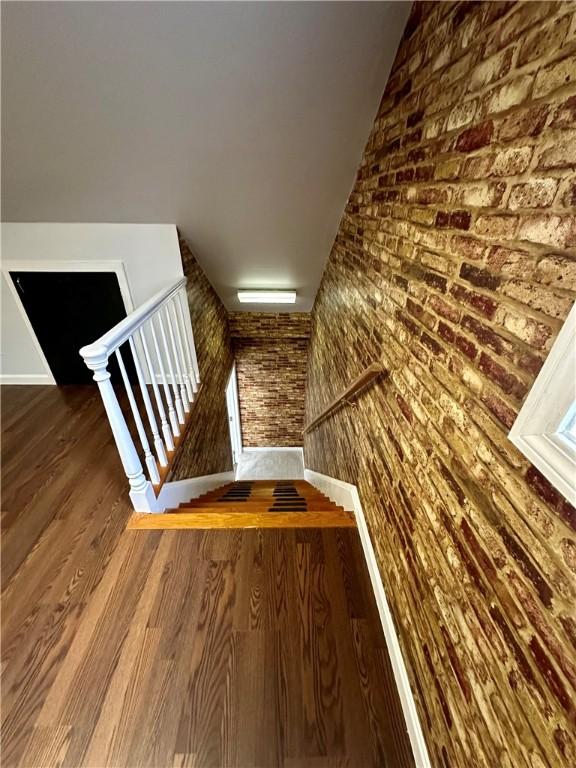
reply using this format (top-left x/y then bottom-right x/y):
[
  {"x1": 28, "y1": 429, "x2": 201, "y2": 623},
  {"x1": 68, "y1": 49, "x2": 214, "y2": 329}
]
[{"x1": 2, "y1": 1, "x2": 409, "y2": 312}]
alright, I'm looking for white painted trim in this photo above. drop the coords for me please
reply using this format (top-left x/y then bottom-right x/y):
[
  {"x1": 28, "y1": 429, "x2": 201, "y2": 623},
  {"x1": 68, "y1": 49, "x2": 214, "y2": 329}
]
[
  {"x1": 242, "y1": 446, "x2": 303, "y2": 452},
  {"x1": 3, "y1": 258, "x2": 134, "y2": 310},
  {"x1": 509, "y1": 300, "x2": 576, "y2": 506},
  {"x1": 156, "y1": 471, "x2": 235, "y2": 511},
  {"x1": 0, "y1": 373, "x2": 54, "y2": 385},
  {"x1": 304, "y1": 468, "x2": 432, "y2": 768},
  {"x1": 1, "y1": 259, "x2": 135, "y2": 386},
  {"x1": 226, "y1": 364, "x2": 243, "y2": 464},
  {"x1": 2, "y1": 270, "x2": 57, "y2": 384}
]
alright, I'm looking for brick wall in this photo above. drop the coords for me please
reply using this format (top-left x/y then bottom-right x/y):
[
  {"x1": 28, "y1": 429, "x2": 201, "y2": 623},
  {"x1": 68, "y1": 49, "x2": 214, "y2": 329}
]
[
  {"x1": 171, "y1": 236, "x2": 234, "y2": 479},
  {"x1": 304, "y1": 3, "x2": 576, "y2": 767},
  {"x1": 229, "y1": 313, "x2": 310, "y2": 447}
]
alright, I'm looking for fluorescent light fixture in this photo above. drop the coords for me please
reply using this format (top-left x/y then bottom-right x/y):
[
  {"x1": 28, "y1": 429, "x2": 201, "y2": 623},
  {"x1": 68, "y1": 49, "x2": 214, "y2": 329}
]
[{"x1": 237, "y1": 290, "x2": 296, "y2": 304}]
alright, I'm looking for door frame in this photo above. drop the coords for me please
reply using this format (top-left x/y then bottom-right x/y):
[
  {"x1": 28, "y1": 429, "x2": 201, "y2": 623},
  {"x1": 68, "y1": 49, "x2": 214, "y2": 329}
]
[
  {"x1": 226, "y1": 363, "x2": 243, "y2": 465},
  {"x1": 2, "y1": 260, "x2": 134, "y2": 385}
]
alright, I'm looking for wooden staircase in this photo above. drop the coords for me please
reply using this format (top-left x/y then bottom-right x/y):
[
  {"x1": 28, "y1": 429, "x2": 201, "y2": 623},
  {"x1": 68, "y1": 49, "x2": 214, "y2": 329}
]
[{"x1": 128, "y1": 480, "x2": 356, "y2": 529}]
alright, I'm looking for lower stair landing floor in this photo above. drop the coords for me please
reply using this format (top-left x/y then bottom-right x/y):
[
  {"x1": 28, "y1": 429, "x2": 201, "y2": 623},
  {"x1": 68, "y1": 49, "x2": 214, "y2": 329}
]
[
  {"x1": 1, "y1": 385, "x2": 414, "y2": 768},
  {"x1": 235, "y1": 447, "x2": 305, "y2": 480}
]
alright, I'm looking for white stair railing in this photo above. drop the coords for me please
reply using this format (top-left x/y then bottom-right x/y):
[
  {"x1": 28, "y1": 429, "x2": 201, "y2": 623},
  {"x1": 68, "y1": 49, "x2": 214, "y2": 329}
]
[{"x1": 80, "y1": 277, "x2": 199, "y2": 513}]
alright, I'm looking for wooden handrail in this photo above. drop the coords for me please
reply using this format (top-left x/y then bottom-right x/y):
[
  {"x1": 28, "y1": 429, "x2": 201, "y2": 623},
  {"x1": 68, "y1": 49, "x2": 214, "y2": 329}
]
[{"x1": 302, "y1": 362, "x2": 385, "y2": 434}]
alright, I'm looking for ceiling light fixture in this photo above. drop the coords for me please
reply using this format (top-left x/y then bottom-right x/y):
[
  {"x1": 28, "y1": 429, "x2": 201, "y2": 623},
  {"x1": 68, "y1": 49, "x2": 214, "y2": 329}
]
[{"x1": 237, "y1": 290, "x2": 296, "y2": 304}]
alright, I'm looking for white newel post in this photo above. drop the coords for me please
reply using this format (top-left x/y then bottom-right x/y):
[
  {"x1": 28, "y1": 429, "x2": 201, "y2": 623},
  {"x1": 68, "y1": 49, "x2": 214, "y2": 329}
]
[{"x1": 80, "y1": 343, "x2": 159, "y2": 513}]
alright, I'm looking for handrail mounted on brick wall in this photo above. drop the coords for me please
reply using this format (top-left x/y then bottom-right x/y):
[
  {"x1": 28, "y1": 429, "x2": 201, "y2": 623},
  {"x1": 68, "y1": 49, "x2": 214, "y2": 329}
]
[{"x1": 302, "y1": 362, "x2": 385, "y2": 434}]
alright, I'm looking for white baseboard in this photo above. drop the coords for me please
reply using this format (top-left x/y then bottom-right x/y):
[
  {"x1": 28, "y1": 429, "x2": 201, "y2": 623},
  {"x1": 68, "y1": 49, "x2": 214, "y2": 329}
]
[
  {"x1": 242, "y1": 446, "x2": 303, "y2": 452},
  {"x1": 304, "y1": 468, "x2": 431, "y2": 768},
  {"x1": 156, "y1": 471, "x2": 234, "y2": 511},
  {"x1": 0, "y1": 373, "x2": 55, "y2": 385}
]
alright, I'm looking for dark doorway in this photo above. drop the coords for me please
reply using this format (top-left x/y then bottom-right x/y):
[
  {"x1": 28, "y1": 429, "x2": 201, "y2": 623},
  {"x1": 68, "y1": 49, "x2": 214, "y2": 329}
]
[{"x1": 10, "y1": 271, "x2": 132, "y2": 385}]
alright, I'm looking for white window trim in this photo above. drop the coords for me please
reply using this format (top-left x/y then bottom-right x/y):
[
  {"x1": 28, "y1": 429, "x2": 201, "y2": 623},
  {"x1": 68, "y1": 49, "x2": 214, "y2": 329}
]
[{"x1": 509, "y1": 300, "x2": 576, "y2": 507}]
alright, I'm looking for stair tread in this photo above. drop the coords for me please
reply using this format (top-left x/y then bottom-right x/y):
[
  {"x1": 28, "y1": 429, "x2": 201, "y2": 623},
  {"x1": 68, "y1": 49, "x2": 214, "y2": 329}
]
[
  {"x1": 175, "y1": 504, "x2": 343, "y2": 513},
  {"x1": 128, "y1": 509, "x2": 356, "y2": 530},
  {"x1": 197, "y1": 499, "x2": 328, "y2": 503}
]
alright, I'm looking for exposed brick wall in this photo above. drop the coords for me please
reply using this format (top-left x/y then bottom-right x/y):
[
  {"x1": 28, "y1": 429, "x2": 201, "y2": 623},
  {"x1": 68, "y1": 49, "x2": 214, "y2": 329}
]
[
  {"x1": 304, "y1": 3, "x2": 576, "y2": 767},
  {"x1": 171, "y1": 236, "x2": 234, "y2": 479},
  {"x1": 229, "y1": 313, "x2": 310, "y2": 447}
]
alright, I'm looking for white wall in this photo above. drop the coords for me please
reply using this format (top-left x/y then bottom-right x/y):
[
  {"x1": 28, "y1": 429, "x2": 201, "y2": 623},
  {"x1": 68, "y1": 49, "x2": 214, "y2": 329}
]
[{"x1": 0, "y1": 223, "x2": 183, "y2": 383}]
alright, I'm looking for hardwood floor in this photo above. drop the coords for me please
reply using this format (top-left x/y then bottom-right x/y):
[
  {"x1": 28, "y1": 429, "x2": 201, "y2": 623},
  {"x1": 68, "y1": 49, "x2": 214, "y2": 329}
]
[{"x1": 1, "y1": 386, "x2": 414, "y2": 768}]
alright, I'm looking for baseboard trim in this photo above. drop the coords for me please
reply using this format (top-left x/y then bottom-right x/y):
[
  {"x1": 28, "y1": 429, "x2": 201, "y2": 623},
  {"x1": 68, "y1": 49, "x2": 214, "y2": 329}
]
[
  {"x1": 156, "y1": 471, "x2": 235, "y2": 511},
  {"x1": 242, "y1": 446, "x2": 303, "y2": 452},
  {"x1": 0, "y1": 374, "x2": 55, "y2": 385},
  {"x1": 304, "y1": 468, "x2": 431, "y2": 768}
]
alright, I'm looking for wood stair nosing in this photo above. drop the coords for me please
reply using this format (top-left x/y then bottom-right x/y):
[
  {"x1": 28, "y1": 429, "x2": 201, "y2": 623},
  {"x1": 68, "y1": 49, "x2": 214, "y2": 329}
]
[{"x1": 128, "y1": 509, "x2": 356, "y2": 530}]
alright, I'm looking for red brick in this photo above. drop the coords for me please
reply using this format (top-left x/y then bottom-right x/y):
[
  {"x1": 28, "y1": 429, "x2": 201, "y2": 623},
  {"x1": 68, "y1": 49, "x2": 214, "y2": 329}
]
[
  {"x1": 455, "y1": 334, "x2": 477, "y2": 360},
  {"x1": 498, "y1": 104, "x2": 549, "y2": 141},
  {"x1": 438, "y1": 321, "x2": 456, "y2": 343},
  {"x1": 461, "y1": 314, "x2": 509, "y2": 354},
  {"x1": 460, "y1": 263, "x2": 500, "y2": 290},
  {"x1": 407, "y1": 108, "x2": 425, "y2": 128},
  {"x1": 415, "y1": 164, "x2": 435, "y2": 181},
  {"x1": 550, "y1": 95, "x2": 576, "y2": 129},
  {"x1": 421, "y1": 331, "x2": 444, "y2": 356},
  {"x1": 396, "y1": 168, "x2": 415, "y2": 183},
  {"x1": 396, "y1": 393, "x2": 414, "y2": 423},
  {"x1": 481, "y1": 390, "x2": 517, "y2": 429},
  {"x1": 450, "y1": 235, "x2": 487, "y2": 262},
  {"x1": 455, "y1": 120, "x2": 494, "y2": 152},
  {"x1": 429, "y1": 295, "x2": 461, "y2": 323},
  {"x1": 450, "y1": 210, "x2": 472, "y2": 231},
  {"x1": 478, "y1": 353, "x2": 527, "y2": 398},
  {"x1": 452, "y1": 285, "x2": 499, "y2": 319},
  {"x1": 526, "y1": 467, "x2": 576, "y2": 533}
]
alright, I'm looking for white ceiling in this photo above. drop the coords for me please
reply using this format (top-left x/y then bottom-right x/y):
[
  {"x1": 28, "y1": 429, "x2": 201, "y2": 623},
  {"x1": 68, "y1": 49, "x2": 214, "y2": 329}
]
[{"x1": 2, "y1": 1, "x2": 409, "y2": 312}]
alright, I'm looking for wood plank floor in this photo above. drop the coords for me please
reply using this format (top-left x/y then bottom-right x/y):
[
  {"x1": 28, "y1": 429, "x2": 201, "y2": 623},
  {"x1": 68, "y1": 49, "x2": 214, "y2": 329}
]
[{"x1": 1, "y1": 386, "x2": 414, "y2": 768}]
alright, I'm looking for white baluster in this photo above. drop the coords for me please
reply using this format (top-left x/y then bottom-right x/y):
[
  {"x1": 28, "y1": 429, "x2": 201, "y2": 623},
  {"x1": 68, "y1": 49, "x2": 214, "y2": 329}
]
[
  {"x1": 169, "y1": 297, "x2": 194, "y2": 403},
  {"x1": 149, "y1": 317, "x2": 180, "y2": 438},
  {"x1": 157, "y1": 311, "x2": 186, "y2": 425},
  {"x1": 138, "y1": 324, "x2": 174, "y2": 451},
  {"x1": 115, "y1": 347, "x2": 160, "y2": 485},
  {"x1": 164, "y1": 304, "x2": 189, "y2": 414},
  {"x1": 178, "y1": 286, "x2": 200, "y2": 385},
  {"x1": 128, "y1": 335, "x2": 168, "y2": 466},
  {"x1": 175, "y1": 289, "x2": 198, "y2": 395},
  {"x1": 79, "y1": 345, "x2": 158, "y2": 512}
]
